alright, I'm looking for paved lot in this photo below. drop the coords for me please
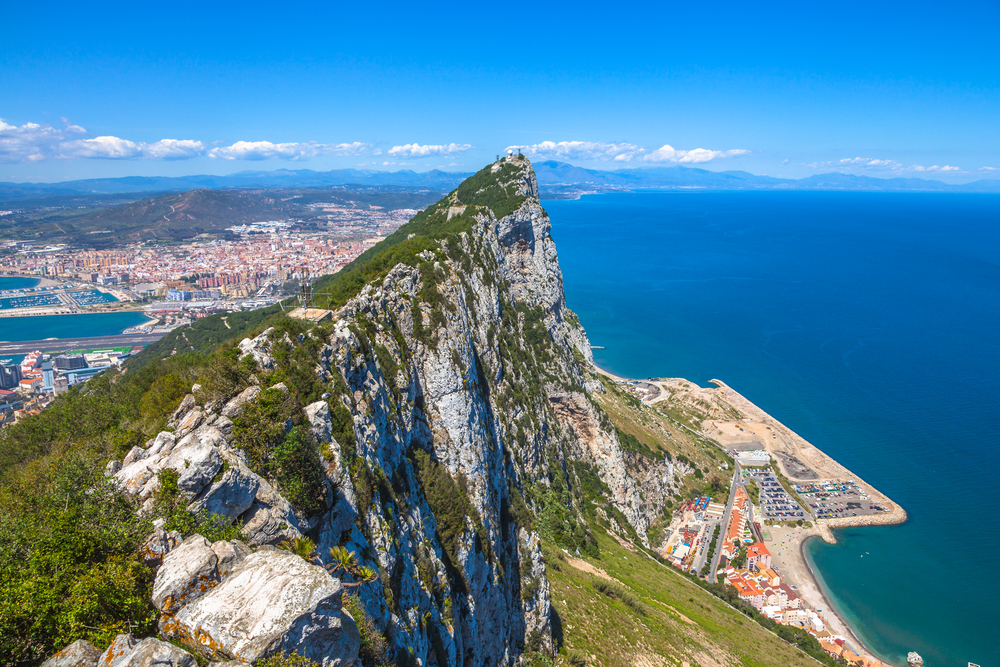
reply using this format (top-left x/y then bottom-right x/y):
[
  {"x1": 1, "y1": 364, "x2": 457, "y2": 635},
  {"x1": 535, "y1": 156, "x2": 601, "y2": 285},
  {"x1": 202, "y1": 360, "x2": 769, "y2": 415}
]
[
  {"x1": 746, "y1": 468, "x2": 808, "y2": 520},
  {"x1": 793, "y1": 480, "x2": 891, "y2": 519}
]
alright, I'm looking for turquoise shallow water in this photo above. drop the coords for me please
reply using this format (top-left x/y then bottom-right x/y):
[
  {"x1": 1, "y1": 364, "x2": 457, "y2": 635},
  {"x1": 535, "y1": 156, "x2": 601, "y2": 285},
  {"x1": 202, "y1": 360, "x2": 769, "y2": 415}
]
[{"x1": 545, "y1": 191, "x2": 1000, "y2": 667}]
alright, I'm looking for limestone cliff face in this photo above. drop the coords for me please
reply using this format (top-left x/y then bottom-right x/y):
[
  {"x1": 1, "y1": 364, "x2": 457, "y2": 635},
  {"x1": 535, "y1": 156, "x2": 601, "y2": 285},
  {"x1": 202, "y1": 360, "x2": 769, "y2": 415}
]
[
  {"x1": 111, "y1": 157, "x2": 674, "y2": 666},
  {"x1": 308, "y1": 157, "x2": 668, "y2": 664}
]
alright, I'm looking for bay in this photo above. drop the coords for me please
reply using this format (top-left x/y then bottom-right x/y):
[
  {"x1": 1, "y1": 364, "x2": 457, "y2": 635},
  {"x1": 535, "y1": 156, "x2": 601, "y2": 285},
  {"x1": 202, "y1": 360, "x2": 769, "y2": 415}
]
[
  {"x1": 0, "y1": 277, "x2": 150, "y2": 343},
  {"x1": 546, "y1": 190, "x2": 1000, "y2": 667}
]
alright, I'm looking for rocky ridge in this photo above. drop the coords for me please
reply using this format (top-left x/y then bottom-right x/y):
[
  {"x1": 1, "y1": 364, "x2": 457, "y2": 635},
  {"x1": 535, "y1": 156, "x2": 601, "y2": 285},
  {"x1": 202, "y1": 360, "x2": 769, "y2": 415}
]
[{"x1": 63, "y1": 156, "x2": 683, "y2": 667}]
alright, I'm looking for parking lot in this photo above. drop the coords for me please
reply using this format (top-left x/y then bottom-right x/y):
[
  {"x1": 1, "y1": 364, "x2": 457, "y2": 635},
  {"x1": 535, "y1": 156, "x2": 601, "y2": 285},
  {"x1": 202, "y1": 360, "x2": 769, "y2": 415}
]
[
  {"x1": 745, "y1": 468, "x2": 807, "y2": 520},
  {"x1": 793, "y1": 480, "x2": 890, "y2": 519}
]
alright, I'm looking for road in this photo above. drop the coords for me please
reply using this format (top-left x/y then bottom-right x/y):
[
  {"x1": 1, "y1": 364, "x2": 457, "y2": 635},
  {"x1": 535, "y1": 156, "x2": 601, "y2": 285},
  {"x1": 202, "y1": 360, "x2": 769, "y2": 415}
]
[
  {"x1": 0, "y1": 332, "x2": 168, "y2": 355},
  {"x1": 708, "y1": 462, "x2": 743, "y2": 579}
]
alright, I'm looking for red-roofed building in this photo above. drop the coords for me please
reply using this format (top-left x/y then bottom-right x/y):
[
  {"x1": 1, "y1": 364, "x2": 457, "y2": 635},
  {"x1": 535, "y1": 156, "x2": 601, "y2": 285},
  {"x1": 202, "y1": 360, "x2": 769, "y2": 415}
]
[{"x1": 746, "y1": 542, "x2": 772, "y2": 571}]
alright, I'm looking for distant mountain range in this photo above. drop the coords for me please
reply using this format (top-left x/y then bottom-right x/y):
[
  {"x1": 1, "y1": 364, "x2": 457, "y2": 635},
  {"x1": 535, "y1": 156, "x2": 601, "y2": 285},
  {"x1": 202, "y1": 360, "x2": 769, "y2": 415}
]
[
  {"x1": 2, "y1": 161, "x2": 999, "y2": 202},
  {"x1": 530, "y1": 161, "x2": 1000, "y2": 193}
]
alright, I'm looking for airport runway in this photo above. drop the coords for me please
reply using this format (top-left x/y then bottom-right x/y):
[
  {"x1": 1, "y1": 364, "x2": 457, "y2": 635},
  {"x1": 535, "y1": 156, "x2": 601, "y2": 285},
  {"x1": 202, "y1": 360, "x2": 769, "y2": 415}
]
[{"x1": 0, "y1": 332, "x2": 168, "y2": 355}]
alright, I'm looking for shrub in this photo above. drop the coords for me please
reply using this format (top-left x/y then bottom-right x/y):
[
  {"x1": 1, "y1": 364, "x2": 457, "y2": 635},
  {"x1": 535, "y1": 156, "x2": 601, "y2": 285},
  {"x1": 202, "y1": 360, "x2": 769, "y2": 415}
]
[
  {"x1": 255, "y1": 652, "x2": 321, "y2": 667},
  {"x1": 272, "y1": 427, "x2": 328, "y2": 517},
  {"x1": 231, "y1": 386, "x2": 297, "y2": 476},
  {"x1": 592, "y1": 580, "x2": 646, "y2": 616},
  {"x1": 0, "y1": 457, "x2": 156, "y2": 664},
  {"x1": 343, "y1": 594, "x2": 392, "y2": 667}
]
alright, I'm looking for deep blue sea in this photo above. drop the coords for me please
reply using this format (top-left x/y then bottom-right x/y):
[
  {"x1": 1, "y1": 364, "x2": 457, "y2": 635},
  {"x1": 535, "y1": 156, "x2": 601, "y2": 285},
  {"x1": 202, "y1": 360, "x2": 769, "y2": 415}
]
[{"x1": 546, "y1": 191, "x2": 1000, "y2": 667}]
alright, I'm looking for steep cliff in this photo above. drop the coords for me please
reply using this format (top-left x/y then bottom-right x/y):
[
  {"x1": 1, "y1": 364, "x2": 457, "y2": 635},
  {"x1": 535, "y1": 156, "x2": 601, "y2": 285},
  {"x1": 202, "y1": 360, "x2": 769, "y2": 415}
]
[{"x1": 4, "y1": 157, "x2": 830, "y2": 667}]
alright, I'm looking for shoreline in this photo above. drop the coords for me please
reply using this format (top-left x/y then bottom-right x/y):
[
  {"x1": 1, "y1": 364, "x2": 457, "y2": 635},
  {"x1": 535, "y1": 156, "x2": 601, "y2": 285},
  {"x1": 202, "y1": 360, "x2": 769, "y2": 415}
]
[
  {"x1": 591, "y1": 361, "x2": 905, "y2": 666},
  {"x1": 800, "y1": 534, "x2": 895, "y2": 665}
]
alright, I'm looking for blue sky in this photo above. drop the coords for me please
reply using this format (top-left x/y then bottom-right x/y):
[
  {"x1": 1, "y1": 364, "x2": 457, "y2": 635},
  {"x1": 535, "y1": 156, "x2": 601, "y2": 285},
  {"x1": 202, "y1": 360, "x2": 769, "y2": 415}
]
[{"x1": 2, "y1": 0, "x2": 998, "y2": 183}]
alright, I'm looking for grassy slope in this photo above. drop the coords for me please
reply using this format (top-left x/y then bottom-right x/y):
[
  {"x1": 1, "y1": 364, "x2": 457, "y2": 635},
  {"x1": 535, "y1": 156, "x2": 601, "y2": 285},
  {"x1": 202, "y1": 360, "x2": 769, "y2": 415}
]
[{"x1": 546, "y1": 530, "x2": 820, "y2": 667}]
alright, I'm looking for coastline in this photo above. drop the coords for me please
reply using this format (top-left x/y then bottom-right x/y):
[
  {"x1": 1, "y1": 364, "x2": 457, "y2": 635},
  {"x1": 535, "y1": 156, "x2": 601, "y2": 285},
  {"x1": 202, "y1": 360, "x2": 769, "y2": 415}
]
[{"x1": 591, "y1": 361, "x2": 905, "y2": 666}]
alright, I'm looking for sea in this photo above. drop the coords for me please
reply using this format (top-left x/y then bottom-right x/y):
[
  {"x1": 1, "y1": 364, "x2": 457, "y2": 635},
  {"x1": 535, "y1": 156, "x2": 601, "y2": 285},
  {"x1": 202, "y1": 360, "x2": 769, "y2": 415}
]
[
  {"x1": 545, "y1": 190, "x2": 1000, "y2": 667},
  {"x1": 0, "y1": 277, "x2": 150, "y2": 359}
]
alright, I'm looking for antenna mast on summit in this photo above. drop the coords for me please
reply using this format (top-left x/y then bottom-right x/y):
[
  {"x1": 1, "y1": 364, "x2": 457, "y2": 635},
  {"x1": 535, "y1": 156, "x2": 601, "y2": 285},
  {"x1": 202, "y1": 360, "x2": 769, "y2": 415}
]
[{"x1": 298, "y1": 269, "x2": 313, "y2": 310}]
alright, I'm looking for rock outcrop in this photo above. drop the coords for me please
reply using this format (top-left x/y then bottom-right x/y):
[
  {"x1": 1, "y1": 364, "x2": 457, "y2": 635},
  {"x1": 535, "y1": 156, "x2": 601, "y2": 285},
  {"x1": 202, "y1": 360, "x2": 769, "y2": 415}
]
[
  {"x1": 90, "y1": 156, "x2": 665, "y2": 667},
  {"x1": 159, "y1": 548, "x2": 359, "y2": 666},
  {"x1": 41, "y1": 639, "x2": 101, "y2": 667},
  {"x1": 96, "y1": 635, "x2": 196, "y2": 667}
]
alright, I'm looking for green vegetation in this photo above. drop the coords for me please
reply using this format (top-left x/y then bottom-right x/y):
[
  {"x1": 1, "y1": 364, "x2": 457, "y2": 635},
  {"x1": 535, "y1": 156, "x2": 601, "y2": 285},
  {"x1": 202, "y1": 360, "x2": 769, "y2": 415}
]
[
  {"x1": 544, "y1": 530, "x2": 834, "y2": 667},
  {"x1": 0, "y1": 458, "x2": 156, "y2": 664},
  {"x1": 310, "y1": 156, "x2": 532, "y2": 311},
  {"x1": 411, "y1": 449, "x2": 489, "y2": 583},
  {"x1": 254, "y1": 652, "x2": 321, "y2": 667},
  {"x1": 272, "y1": 427, "x2": 328, "y2": 517},
  {"x1": 343, "y1": 595, "x2": 392, "y2": 667}
]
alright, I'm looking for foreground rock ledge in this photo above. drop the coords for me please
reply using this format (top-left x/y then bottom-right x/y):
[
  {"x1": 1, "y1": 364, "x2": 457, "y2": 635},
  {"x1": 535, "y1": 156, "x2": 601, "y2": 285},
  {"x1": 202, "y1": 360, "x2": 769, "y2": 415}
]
[{"x1": 160, "y1": 548, "x2": 360, "y2": 666}]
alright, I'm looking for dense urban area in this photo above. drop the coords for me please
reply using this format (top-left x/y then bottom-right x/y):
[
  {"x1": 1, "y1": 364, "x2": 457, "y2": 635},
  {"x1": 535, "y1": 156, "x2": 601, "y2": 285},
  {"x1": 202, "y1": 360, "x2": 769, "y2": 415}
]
[{"x1": 0, "y1": 197, "x2": 422, "y2": 427}]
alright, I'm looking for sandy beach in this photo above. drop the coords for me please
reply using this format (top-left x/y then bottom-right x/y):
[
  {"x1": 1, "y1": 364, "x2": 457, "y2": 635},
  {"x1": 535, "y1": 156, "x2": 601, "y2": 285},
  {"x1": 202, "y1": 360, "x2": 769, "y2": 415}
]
[{"x1": 591, "y1": 362, "x2": 904, "y2": 665}]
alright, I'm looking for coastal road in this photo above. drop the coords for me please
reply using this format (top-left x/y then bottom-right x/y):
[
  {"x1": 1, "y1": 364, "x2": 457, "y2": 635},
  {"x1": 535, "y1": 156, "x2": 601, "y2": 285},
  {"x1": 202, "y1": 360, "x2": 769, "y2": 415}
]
[
  {"x1": 0, "y1": 333, "x2": 168, "y2": 355},
  {"x1": 708, "y1": 462, "x2": 743, "y2": 579}
]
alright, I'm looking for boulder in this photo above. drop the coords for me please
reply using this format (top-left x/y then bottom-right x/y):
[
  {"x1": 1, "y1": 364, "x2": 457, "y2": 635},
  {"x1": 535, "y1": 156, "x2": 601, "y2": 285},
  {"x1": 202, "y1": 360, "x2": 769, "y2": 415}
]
[
  {"x1": 104, "y1": 460, "x2": 122, "y2": 476},
  {"x1": 96, "y1": 634, "x2": 135, "y2": 667},
  {"x1": 240, "y1": 477, "x2": 303, "y2": 546},
  {"x1": 211, "y1": 539, "x2": 252, "y2": 576},
  {"x1": 98, "y1": 635, "x2": 196, "y2": 667},
  {"x1": 41, "y1": 639, "x2": 101, "y2": 667},
  {"x1": 168, "y1": 395, "x2": 196, "y2": 427},
  {"x1": 115, "y1": 429, "x2": 224, "y2": 502},
  {"x1": 121, "y1": 446, "x2": 147, "y2": 466},
  {"x1": 304, "y1": 401, "x2": 332, "y2": 444},
  {"x1": 162, "y1": 550, "x2": 359, "y2": 666},
  {"x1": 152, "y1": 535, "x2": 219, "y2": 614},
  {"x1": 238, "y1": 329, "x2": 275, "y2": 370},
  {"x1": 175, "y1": 407, "x2": 205, "y2": 436},
  {"x1": 221, "y1": 385, "x2": 261, "y2": 419},
  {"x1": 140, "y1": 525, "x2": 183, "y2": 566},
  {"x1": 188, "y1": 451, "x2": 261, "y2": 523}
]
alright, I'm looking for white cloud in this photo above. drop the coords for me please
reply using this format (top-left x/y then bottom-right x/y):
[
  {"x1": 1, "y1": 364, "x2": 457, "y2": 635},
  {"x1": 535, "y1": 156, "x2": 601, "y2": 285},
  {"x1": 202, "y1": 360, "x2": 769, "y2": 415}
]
[
  {"x1": 506, "y1": 141, "x2": 644, "y2": 162},
  {"x1": 814, "y1": 157, "x2": 965, "y2": 174},
  {"x1": 643, "y1": 145, "x2": 750, "y2": 163},
  {"x1": 142, "y1": 139, "x2": 207, "y2": 160},
  {"x1": 507, "y1": 140, "x2": 749, "y2": 164},
  {"x1": 388, "y1": 143, "x2": 472, "y2": 158},
  {"x1": 1, "y1": 116, "x2": 371, "y2": 163},
  {"x1": 209, "y1": 140, "x2": 370, "y2": 161},
  {"x1": 0, "y1": 117, "x2": 211, "y2": 162},
  {"x1": 58, "y1": 136, "x2": 144, "y2": 159},
  {"x1": 0, "y1": 118, "x2": 81, "y2": 162},
  {"x1": 980, "y1": 166, "x2": 997, "y2": 171}
]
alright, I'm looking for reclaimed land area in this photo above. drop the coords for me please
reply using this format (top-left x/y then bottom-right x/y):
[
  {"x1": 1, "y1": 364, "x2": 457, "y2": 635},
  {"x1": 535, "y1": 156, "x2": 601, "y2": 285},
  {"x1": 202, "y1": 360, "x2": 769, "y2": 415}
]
[{"x1": 592, "y1": 366, "x2": 905, "y2": 664}]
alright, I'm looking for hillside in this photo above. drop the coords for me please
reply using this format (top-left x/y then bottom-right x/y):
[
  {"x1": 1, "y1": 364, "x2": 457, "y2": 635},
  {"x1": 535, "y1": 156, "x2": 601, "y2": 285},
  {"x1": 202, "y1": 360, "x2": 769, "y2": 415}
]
[
  {"x1": 0, "y1": 186, "x2": 443, "y2": 249},
  {"x1": 0, "y1": 157, "x2": 832, "y2": 667}
]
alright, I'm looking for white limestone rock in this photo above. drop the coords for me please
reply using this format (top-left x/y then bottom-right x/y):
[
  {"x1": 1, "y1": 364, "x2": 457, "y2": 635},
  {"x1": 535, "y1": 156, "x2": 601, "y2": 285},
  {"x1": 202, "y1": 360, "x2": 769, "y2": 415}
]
[
  {"x1": 152, "y1": 534, "x2": 219, "y2": 614},
  {"x1": 162, "y1": 550, "x2": 360, "y2": 666},
  {"x1": 140, "y1": 525, "x2": 183, "y2": 566},
  {"x1": 304, "y1": 400, "x2": 332, "y2": 444},
  {"x1": 98, "y1": 635, "x2": 196, "y2": 667},
  {"x1": 41, "y1": 639, "x2": 101, "y2": 667},
  {"x1": 240, "y1": 477, "x2": 303, "y2": 547},
  {"x1": 211, "y1": 539, "x2": 252, "y2": 576},
  {"x1": 238, "y1": 328, "x2": 276, "y2": 370},
  {"x1": 188, "y1": 449, "x2": 261, "y2": 522},
  {"x1": 221, "y1": 385, "x2": 260, "y2": 419},
  {"x1": 168, "y1": 395, "x2": 196, "y2": 428}
]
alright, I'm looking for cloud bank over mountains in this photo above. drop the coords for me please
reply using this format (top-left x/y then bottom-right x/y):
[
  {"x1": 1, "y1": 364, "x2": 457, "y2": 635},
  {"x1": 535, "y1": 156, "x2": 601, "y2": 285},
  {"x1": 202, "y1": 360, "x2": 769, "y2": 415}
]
[
  {"x1": 0, "y1": 117, "x2": 463, "y2": 164},
  {"x1": 0, "y1": 116, "x2": 988, "y2": 177},
  {"x1": 504, "y1": 140, "x2": 750, "y2": 164}
]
